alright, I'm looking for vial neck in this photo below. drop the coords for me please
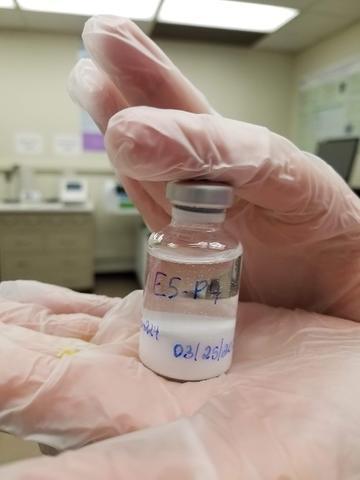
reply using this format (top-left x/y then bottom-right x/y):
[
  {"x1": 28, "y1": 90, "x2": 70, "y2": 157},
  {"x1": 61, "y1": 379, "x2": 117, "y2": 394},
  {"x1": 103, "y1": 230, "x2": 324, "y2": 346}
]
[{"x1": 171, "y1": 206, "x2": 225, "y2": 227}]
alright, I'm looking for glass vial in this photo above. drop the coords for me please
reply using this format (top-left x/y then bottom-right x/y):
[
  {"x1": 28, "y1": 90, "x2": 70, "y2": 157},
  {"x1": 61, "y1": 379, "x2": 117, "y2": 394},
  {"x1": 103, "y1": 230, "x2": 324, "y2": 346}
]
[{"x1": 140, "y1": 181, "x2": 242, "y2": 381}]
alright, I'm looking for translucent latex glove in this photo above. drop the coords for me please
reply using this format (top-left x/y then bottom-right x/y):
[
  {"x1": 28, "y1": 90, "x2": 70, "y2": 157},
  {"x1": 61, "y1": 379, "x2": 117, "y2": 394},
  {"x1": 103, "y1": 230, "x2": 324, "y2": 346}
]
[
  {"x1": 1, "y1": 15, "x2": 359, "y2": 479},
  {"x1": 0, "y1": 281, "x2": 231, "y2": 451},
  {"x1": 68, "y1": 16, "x2": 360, "y2": 321},
  {"x1": 1, "y1": 297, "x2": 360, "y2": 479}
]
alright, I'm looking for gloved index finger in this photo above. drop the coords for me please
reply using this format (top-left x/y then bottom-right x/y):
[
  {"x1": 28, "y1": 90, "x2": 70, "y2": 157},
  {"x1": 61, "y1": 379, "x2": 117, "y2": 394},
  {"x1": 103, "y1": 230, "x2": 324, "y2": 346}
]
[
  {"x1": 82, "y1": 15, "x2": 212, "y2": 113},
  {"x1": 69, "y1": 15, "x2": 213, "y2": 233},
  {"x1": 68, "y1": 58, "x2": 129, "y2": 134}
]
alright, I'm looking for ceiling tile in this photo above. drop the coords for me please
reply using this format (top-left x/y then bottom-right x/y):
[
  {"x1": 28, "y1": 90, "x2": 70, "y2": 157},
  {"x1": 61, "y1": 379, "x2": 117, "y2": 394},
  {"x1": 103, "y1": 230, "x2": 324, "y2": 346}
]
[
  {"x1": 256, "y1": 11, "x2": 356, "y2": 51},
  {"x1": 308, "y1": 0, "x2": 360, "y2": 16},
  {"x1": 152, "y1": 23, "x2": 264, "y2": 45},
  {"x1": 22, "y1": 11, "x2": 86, "y2": 33},
  {"x1": 0, "y1": 8, "x2": 26, "y2": 29},
  {"x1": 239, "y1": 0, "x2": 316, "y2": 8},
  {"x1": 18, "y1": 11, "x2": 152, "y2": 35}
]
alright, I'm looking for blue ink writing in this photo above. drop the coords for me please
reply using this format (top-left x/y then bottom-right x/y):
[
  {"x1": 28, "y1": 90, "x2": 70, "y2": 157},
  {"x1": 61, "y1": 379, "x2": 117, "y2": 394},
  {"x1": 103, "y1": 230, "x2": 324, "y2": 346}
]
[
  {"x1": 142, "y1": 319, "x2": 160, "y2": 340},
  {"x1": 172, "y1": 339, "x2": 232, "y2": 362},
  {"x1": 168, "y1": 276, "x2": 181, "y2": 299},
  {"x1": 209, "y1": 279, "x2": 221, "y2": 304},
  {"x1": 152, "y1": 271, "x2": 222, "y2": 304},
  {"x1": 173, "y1": 344, "x2": 183, "y2": 357},
  {"x1": 153, "y1": 271, "x2": 167, "y2": 297}
]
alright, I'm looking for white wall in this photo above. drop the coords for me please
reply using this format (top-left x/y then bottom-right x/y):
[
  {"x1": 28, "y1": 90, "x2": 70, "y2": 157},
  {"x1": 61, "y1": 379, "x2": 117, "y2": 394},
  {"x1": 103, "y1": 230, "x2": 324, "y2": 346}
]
[
  {"x1": 2, "y1": 23, "x2": 360, "y2": 260},
  {"x1": 294, "y1": 21, "x2": 360, "y2": 79},
  {"x1": 0, "y1": 30, "x2": 294, "y2": 269},
  {"x1": 159, "y1": 39, "x2": 294, "y2": 136},
  {"x1": 0, "y1": 31, "x2": 294, "y2": 170},
  {"x1": 0, "y1": 31, "x2": 106, "y2": 168},
  {"x1": 292, "y1": 20, "x2": 360, "y2": 186},
  {"x1": 0, "y1": 30, "x2": 143, "y2": 270}
]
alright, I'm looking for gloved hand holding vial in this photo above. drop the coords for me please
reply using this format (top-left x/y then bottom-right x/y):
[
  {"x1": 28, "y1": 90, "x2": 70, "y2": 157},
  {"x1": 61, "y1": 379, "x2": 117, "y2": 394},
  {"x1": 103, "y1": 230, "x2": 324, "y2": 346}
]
[{"x1": 1, "y1": 14, "x2": 360, "y2": 480}]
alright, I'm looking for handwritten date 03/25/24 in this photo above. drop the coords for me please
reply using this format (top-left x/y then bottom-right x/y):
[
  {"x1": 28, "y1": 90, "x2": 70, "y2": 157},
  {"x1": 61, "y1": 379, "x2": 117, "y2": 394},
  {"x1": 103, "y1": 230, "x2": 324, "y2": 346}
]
[
  {"x1": 142, "y1": 319, "x2": 232, "y2": 362},
  {"x1": 173, "y1": 338, "x2": 232, "y2": 362}
]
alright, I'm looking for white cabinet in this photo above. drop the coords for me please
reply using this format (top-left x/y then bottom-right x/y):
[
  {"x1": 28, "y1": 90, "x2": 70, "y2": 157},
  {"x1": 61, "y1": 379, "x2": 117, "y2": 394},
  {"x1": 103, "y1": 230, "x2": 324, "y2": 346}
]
[{"x1": 0, "y1": 210, "x2": 95, "y2": 290}]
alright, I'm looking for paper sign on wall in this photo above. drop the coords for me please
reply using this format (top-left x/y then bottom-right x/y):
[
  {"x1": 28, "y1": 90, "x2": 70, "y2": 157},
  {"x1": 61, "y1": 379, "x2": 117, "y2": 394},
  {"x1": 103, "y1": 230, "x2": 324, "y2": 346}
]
[
  {"x1": 14, "y1": 132, "x2": 44, "y2": 155},
  {"x1": 53, "y1": 134, "x2": 81, "y2": 156},
  {"x1": 79, "y1": 48, "x2": 105, "y2": 152},
  {"x1": 81, "y1": 113, "x2": 105, "y2": 151},
  {"x1": 297, "y1": 58, "x2": 360, "y2": 152}
]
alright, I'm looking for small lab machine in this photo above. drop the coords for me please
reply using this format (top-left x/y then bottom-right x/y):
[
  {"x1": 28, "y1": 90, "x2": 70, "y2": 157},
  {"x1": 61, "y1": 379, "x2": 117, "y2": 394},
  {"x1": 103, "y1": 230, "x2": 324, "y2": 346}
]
[
  {"x1": 59, "y1": 177, "x2": 88, "y2": 205},
  {"x1": 103, "y1": 179, "x2": 135, "y2": 212}
]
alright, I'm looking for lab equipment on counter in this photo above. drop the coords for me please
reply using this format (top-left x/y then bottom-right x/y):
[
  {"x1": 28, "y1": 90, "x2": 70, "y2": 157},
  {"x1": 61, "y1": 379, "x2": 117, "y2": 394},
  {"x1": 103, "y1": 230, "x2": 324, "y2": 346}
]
[
  {"x1": 103, "y1": 179, "x2": 135, "y2": 212},
  {"x1": 18, "y1": 165, "x2": 43, "y2": 203},
  {"x1": 316, "y1": 137, "x2": 359, "y2": 182},
  {"x1": 59, "y1": 177, "x2": 88, "y2": 205},
  {"x1": 140, "y1": 181, "x2": 243, "y2": 381}
]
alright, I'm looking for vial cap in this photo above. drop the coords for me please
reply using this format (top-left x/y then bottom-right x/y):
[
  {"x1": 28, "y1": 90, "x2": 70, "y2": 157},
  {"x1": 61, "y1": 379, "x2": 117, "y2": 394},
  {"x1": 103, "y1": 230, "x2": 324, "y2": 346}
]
[{"x1": 166, "y1": 181, "x2": 234, "y2": 210}]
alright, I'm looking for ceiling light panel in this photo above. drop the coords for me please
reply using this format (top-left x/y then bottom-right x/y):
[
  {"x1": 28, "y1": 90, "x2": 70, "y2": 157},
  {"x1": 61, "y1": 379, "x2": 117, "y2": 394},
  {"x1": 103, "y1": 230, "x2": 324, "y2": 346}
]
[
  {"x1": 0, "y1": 0, "x2": 15, "y2": 8},
  {"x1": 17, "y1": 0, "x2": 161, "y2": 20},
  {"x1": 158, "y1": 0, "x2": 299, "y2": 33}
]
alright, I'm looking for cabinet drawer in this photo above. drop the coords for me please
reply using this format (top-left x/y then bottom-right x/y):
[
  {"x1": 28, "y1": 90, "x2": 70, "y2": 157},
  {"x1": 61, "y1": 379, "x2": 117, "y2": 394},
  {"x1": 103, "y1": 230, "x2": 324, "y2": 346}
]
[
  {"x1": 48, "y1": 234, "x2": 93, "y2": 252},
  {"x1": 0, "y1": 213, "x2": 94, "y2": 230},
  {"x1": 41, "y1": 214, "x2": 93, "y2": 229},
  {"x1": 0, "y1": 255, "x2": 53, "y2": 282},
  {"x1": 0, "y1": 254, "x2": 94, "y2": 289},
  {"x1": 0, "y1": 215, "x2": 42, "y2": 229},
  {"x1": 1, "y1": 234, "x2": 45, "y2": 252},
  {"x1": 47, "y1": 256, "x2": 94, "y2": 289},
  {"x1": 52, "y1": 255, "x2": 93, "y2": 270}
]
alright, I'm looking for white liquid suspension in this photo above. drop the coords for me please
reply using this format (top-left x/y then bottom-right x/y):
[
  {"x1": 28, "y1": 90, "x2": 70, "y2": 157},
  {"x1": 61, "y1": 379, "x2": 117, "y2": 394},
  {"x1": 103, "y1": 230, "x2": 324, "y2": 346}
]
[{"x1": 140, "y1": 251, "x2": 241, "y2": 381}]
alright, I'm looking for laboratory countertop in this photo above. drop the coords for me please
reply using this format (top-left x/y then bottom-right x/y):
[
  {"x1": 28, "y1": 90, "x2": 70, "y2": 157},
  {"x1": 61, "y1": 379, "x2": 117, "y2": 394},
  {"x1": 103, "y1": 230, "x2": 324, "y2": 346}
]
[{"x1": 0, "y1": 202, "x2": 94, "y2": 213}]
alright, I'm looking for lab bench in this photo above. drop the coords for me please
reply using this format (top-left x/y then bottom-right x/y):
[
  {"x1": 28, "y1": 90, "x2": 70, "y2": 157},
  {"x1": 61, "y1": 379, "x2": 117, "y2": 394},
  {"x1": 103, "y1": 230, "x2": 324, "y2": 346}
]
[{"x1": 0, "y1": 203, "x2": 95, "y2": 290}]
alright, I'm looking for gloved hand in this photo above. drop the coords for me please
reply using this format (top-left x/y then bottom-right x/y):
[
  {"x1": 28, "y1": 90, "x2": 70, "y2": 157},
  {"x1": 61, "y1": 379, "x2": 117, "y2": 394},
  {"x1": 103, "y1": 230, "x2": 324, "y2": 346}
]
[
  {"x1": 1, "y1": 14, "x2": 360, "y2": 479},
  {"x1": 0, "y1": 280, "x2": 232, "y2": 451},
  {"x1": 1, "y1": 291, "x2": 360, "y2": 479},
  {"x1": 67, "y1": 16, "x2": 360, "y2": 322}
]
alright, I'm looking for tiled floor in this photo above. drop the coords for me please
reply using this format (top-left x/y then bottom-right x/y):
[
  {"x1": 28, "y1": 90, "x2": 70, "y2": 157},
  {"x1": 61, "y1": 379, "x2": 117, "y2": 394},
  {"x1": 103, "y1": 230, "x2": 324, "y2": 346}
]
[{"x1": 0, "y1": 273, "x2": 141, "y2": 466}]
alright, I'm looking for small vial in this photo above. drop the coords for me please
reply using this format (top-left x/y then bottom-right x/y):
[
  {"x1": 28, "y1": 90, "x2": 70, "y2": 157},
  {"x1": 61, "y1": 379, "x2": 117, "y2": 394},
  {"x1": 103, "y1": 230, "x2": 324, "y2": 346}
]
[{"x1": 140, "y1": 181, "x2": 242, "y2": 381}]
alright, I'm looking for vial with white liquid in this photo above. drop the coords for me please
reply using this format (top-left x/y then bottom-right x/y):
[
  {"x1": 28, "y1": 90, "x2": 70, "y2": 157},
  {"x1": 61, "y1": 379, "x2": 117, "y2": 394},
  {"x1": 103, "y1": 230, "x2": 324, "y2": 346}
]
[{"x1": 140, "y1": 181, "x2": 242, "y2": 381}]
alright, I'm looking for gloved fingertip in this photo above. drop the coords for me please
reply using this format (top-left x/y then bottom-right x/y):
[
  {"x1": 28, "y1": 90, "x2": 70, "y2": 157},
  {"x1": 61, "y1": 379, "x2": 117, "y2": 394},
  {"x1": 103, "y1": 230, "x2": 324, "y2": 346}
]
[
  {"x1": 68, "y1": 58, "x2": 128, "y2": 133},
  {"x1": 67, "y1": 58, "x2": 105, "y2": 109},
  {"x1": 82, "y1": 14, "x2": 175, "y2": 77},
  {"x1": 105, "y1": 106, "x2": 210, "y2": 181},
  {"x1": 83, "y1": 15, "x2": 139, "y2": 39},
  {"x1": 82, "y1": 15, "x2": 213, "y2": 114}
]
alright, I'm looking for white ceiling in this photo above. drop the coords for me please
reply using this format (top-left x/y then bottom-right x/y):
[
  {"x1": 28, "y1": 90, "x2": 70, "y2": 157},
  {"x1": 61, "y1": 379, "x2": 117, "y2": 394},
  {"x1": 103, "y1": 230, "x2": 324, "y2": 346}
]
[
  {"x1": 1, "y1": 0, "x2": 360, "y2": 52},
  {"x1": 0, "y1": 7, "x2": 154, "y2": 36},
  {"x1": 255, "y1": 0, "x2": 360, "y2": 51}
]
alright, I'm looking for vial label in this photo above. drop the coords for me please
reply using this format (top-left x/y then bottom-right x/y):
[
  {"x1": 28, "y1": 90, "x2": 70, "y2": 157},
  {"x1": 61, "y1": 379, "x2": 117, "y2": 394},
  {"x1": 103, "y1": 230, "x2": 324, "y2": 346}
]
[{"x1": 140, "y1": 254, "x2": 241, "y2": 381}]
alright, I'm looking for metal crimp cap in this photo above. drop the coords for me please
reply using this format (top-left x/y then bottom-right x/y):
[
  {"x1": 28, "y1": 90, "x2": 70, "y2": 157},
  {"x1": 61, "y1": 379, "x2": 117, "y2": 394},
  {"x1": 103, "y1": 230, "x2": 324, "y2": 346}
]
[{"x1": 166, "y1": 180, "x2": 234, "y2": 210}]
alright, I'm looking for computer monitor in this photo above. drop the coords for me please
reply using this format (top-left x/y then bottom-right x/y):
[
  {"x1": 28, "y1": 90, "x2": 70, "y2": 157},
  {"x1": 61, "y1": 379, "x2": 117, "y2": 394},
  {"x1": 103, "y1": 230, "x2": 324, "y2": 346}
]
[{"x1": 316, "y1": 137, "x2": 359, "y2": 182}]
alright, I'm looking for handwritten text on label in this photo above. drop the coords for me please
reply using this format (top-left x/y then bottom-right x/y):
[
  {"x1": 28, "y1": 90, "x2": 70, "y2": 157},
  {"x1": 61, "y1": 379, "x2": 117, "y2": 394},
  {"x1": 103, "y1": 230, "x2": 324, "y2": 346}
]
[{"x1": 153, "y1": 271, "x2": 221, "y2": 304}]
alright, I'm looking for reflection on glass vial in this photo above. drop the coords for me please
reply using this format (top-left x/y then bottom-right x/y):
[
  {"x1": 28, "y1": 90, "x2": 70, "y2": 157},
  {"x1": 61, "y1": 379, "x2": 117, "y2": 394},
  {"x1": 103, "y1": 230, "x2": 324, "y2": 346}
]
[{"x1": 140, "y1": 181, "x2": 243, "y2": 381}]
